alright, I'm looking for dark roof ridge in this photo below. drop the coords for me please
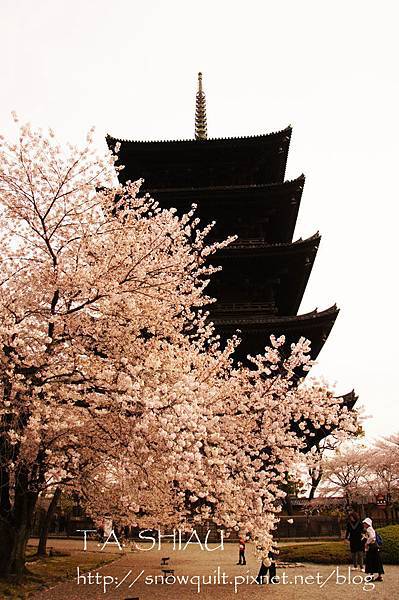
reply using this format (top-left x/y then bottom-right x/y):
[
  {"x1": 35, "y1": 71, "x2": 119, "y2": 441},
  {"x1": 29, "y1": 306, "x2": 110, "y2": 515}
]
[
  {"x1": 292, "y1": 231, "x2": 320, "y2": 245},
  {"x1": 266, "y1": 304, "x2": 339, "y2": 321},
  {"x1": 143, "y1": 174, "x2": 305, "y2": 195},
  {"x1": 226, "y1": 232, "x2": 320, "y2": 251},
  {"x1": 106, "y1": 125, "x2": 292, "y2": 145},
  {"x1": 212, "y1": 305, "x2": 339, "y2": 326},
  {"x1": 297, "y1": 304, "x2": 338, "y2": 319}
]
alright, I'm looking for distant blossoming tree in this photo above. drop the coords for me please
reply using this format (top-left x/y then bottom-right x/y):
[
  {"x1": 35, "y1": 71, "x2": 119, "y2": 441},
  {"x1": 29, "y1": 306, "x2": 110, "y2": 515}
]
[
  {"x1": 384, "y1": 432, "x2": 399, "y2": 447},
  {"x1": 363, "y1": 439, "x2": 399, "y2": 519},
  {"x1": 313, "y1": 447, "x2": 369, "y2": 506},
  {"x1": 0, "y1": 119, "x2": 358, "y2": 578},
  {"x1": 303, "y1": 422, "x2": 363, "y2": 500},
  {"x1": 309, "y1": 440, "x2": 399, "y2": 521}
]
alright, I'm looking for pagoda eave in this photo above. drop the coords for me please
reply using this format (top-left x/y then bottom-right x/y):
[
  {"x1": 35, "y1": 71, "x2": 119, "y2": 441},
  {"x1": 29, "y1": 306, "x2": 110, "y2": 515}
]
[
  {"x1": 106, "y1": 126, "x2": 292, "y2": 147},
  {"x1": 220, "y1": 232, "x2": 320, "y2": 255},
  {"x1": 339, "y1": 389, "x2": 358, "y2": 411},
  {"x1": 299, "y1": 390, "x2": 359, "y2": 450},
  {"x1": 209, "y1": 234, "x2": 320, "y2": 316},
  {"x1": 141, "y1": 174, "x2": 305, "y2": 196},
  {"x1": 212, "y1": 306, "x2": 339, "y2": 362},
  {"x1": 212, "y1": 305, "x2": 338, "y2": 327},
  {"x1": 107, "y1": 127, "x2": 292, "y2": 189},
  {"x1": 143, "y1": 176, "x2": 305, "y2": 244}
]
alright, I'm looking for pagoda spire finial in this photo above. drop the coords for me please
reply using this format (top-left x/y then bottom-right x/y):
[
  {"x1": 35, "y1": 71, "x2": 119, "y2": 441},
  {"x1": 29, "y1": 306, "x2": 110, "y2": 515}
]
[{"x1": 195, "y1": 72, "x2": 207, "y2": 140}]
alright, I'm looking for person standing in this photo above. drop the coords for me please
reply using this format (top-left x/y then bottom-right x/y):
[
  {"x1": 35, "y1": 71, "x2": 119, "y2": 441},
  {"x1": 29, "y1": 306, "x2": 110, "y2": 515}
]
[
  {"x1": 256, "y1": 551, "x2": 277, "y2": 584},
  {"x1": 237, "y1": 536, "x2": 246, "y2": 565},
  {"x1": 362, "y1": 517, "x2": 384, "y2": 582},
  {"x1": 345, "y1": 511, "x2": 364, "y2": 570}
]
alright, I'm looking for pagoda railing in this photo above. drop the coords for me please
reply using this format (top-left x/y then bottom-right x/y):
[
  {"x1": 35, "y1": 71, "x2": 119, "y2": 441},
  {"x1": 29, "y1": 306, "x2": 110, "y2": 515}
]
[
  {"x1": 228, "y1": 237, "x2": 267, "y2": 248},
  {"x1": 210, "y1": 302, "x2": 277, "y2": 314},
  {"x1": 208, "y1": 237, "x2": 268, "y2": 248}
]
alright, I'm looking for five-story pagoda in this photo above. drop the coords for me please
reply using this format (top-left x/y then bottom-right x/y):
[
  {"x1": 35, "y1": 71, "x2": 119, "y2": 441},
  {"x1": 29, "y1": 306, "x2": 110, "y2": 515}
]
[{"x1": 107, "y1": 73, "x2": 339, "y2": 364}]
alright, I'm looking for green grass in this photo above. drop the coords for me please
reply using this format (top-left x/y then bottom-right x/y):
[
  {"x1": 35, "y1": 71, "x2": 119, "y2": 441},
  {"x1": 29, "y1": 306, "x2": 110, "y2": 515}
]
[
  {"x1": 0, "y1": 551, "x2": 117, "y2": 599},
  {"x1": 278, "y1": 525, "x2": 399, "y2": 565}
]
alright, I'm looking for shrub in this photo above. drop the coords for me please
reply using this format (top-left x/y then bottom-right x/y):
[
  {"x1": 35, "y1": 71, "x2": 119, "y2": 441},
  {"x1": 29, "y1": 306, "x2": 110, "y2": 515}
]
[
  {"x1": 378, "y1": 525, "x2": 399, "y2": 565},
  {"x1": 278, "y1": 542, "x2": 349, "y2": 564},
  {"x1": 278, "y1": 525, "x2": 399, "y2": 565}
]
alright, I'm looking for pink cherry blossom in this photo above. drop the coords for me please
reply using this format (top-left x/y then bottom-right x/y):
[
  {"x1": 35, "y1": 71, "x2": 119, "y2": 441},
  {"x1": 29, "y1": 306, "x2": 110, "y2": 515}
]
[{"x1": 0, "y1": 121, "x2": 358, "y2": 576}]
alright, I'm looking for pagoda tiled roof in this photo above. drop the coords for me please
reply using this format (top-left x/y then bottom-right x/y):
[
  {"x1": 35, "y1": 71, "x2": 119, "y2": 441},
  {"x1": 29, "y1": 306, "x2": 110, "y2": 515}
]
[
  {"x1": 299, "y1": 389, "x2": 359, "y2": 450},
  {"x1": 212, "y1": 305, "x2": 338, "y2": 327},
  {"x1": 224, "y1": 232, "x2": 320, "y2": 252},
  {"x1": 210, "y1": 233, "x2": 320, "y2": 316},
  {"x1": 339, "y1": 389, "x2": 358, "y2": 410},
  {"x1": 107, "y1": 127, "x2": 292, "y2": 188},
  {"x1": 142, "y1": 174, "x2": 305, "y2": 195},
  {"x1": 212, "y1": 305, "x2": 338, "y2": 363},
  {"x1": 106, "y1": 126, "x2": 292, "y2": 146},
  {"x1": 145, "y1": 175, "x2": 305, "y2": 245}
]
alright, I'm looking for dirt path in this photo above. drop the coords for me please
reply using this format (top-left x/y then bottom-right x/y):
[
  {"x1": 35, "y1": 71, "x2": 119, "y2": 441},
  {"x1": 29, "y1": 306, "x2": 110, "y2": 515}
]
[{"x1": 30, "y1": 542, "x2": 396, "y2": 600}]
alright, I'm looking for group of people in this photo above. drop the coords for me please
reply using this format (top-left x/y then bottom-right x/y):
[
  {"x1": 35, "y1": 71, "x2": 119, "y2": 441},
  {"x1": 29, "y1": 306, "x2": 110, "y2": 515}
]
[
  {"x1": 236, "y1": 512, "x2": 385, "y2": 585},
  {"x1": 345, "y1": 511, "x2": 384, "y2": 582}
]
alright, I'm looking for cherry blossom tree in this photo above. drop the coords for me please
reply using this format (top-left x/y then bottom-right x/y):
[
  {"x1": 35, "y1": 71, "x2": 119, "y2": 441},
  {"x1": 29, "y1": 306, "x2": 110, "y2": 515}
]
[
  {"x1": 307, "y1": 439, "x2": 399, "y2": 522},
  {"x1": 362, "y1": 440, "x2": 399, "y2": 521},
  {"x1": 384, "y1": 432, "x2": 399, "y2": 447},
  {"x1": 0, "y1": 119, "x2": 358, "y2": 578},
  {"x1": 306, "y1": 437, "x2": 341, "y2": 500},
  {"x1": 0, "y1": 118, "x2": 225, "y2": 576},
  {"x1": 315, "y1": 447, "x2": 369, "y2": 506},
  {"x1": 303, "y1": 422, "x2": 363, "y2": 500},
  {"x1": 76, "y1": 339, "x2": 359, "y2": 559}
]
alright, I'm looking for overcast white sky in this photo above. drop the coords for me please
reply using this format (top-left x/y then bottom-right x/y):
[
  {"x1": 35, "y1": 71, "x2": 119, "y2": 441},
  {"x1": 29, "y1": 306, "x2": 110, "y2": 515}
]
[{"x1": 2, "y1": 0, "x2": 398, "y2": 441}]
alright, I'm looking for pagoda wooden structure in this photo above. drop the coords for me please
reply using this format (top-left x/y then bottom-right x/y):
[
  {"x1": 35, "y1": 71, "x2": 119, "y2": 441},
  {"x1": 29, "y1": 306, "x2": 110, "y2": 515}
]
[{"x1": 106, "y1": 74, "x2": 339, "y2": 365}]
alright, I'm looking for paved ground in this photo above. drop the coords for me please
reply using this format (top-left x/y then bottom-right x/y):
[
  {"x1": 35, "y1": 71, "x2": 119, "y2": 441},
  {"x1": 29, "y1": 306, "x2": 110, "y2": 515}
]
[{"x1": 30, "y1": 541, "x2": 396, "y2": 600}]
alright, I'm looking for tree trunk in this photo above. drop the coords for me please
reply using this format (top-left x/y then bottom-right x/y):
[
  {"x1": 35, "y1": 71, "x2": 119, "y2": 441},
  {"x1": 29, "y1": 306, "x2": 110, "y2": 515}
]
[
  {"x1": 0, "y1": 515, "x2": 32, "y2": 579},
  {"x1": 308, "y1": 466, "x2": 323, "y2": 500},
  {"x1": 0, "y1": 466, "x2": 38, "y2": 580},
  {"x1": 308, "y1": 473, "x2": 323, "y2": 500},
  {"x1": 37, "y1": 487, "x2": 62, "y2": 557},
  {"x1": 0, "y1": 520, "x2": 15, "y2": 577}
]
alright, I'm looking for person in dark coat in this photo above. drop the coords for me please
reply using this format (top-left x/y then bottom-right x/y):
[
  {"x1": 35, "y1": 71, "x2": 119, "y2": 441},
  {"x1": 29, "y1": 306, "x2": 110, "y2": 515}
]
[
  {"x1": 363, "y1": 517, "x2": 384, "y2": 582},
  {"x1": 345, "y1": 511, "x2": 364, "y2": 569},
  {"x1": 256, "y1": 551, "x2": 277, "y2": 584}
]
